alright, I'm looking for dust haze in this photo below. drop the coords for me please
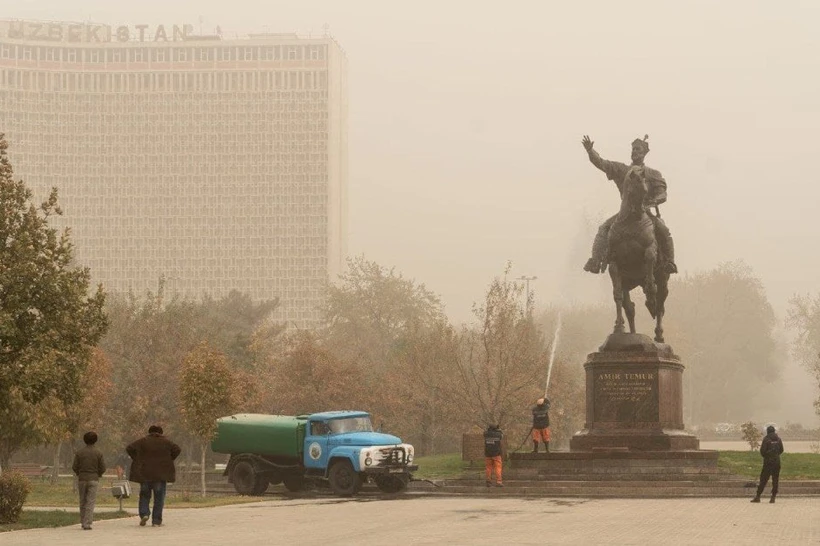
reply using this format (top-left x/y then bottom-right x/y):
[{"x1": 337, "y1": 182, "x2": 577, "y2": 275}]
[{"x1": 6, "y1": 0, "x2": 819, "y2": 425}]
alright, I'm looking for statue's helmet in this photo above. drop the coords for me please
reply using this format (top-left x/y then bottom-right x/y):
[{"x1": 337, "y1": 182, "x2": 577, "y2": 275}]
[{"x1": 631, "y1": 135, "x2": 650, "y2": 154}]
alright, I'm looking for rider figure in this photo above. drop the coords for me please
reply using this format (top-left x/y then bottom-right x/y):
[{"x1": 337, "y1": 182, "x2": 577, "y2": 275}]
[{"x1": 581, "y1": 135, "x2": 677, "y2": 275}]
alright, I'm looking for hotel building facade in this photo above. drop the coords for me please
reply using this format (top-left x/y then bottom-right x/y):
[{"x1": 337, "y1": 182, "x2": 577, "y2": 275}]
[{"x1": 0, "y1": 19, "x2": 348, "y2": 328}]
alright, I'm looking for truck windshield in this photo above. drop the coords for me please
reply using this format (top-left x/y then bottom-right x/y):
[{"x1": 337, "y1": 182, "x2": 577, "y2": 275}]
[{"x1": 327, "y1": 417, "x2": 373, "y2": 434}]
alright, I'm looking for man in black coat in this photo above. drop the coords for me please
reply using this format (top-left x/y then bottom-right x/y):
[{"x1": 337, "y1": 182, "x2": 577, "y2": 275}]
[
  {"x1": 483, "y1": 424, "x2": 503, "y2": 487},
  {"x1": 751, "y1": 425, "x2": 784, "y2": 504},
  {"x1": 127, "y1": 425, "x2": 181, "y2": 526}
]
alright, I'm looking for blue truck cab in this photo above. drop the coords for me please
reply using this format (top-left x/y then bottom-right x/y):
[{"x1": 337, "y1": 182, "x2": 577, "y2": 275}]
[{"x1": 302, "y1": 410, "x2": 418, "y2": 495}]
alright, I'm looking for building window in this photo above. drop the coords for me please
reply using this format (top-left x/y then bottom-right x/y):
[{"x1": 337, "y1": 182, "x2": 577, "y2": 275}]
[
  {"x1": 44, "y1": 47, "x2": 58, "y2": 61},
  {"x1": 219, "y1": 47, "x2": 234, "y2": 61},
  {"x1": 0, "y1": 44, "x2": 12, "y2": 59},
  {"x1": 88, "y1": 49, "x2": 102, "y2": 63},
  {"x1": 262, "y1": 46, "x2": 274, "y2": 61},
  {"x1": 195, "y1": 47, "x2": 214, "y2": 61},
  {"x1": 152, "y1": 49, "x2": 167, "y2": 62},
  {"x1": 66, "y1": 49, "x2": 78, "y2": 62},
  {"x1": 21, "y1": 47, "x2": 33, "y2": 60},
  {"x1": 308, "y1": 46, "x2": 320, "y2": 60},
  {"x1": 130, "y1": 49, "x2": 145, "y2": 62},
  {"x1": 108, "y1": 49, "x2": 124, "y2": 62},
  {"x1": 286, "y1": 46, "x2": 299, "y2": 60},
  {"x1": 243, "y1": 47, "x2": 257, "y2": 61},
  {"x1": 173, "y1": 48, "x2": 188, "y2": 62}
]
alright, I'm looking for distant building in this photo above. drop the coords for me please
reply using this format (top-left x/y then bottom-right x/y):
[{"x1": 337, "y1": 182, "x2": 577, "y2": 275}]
[{"x1": 0, "y1": 19, "x2": 348, "y2": 328}]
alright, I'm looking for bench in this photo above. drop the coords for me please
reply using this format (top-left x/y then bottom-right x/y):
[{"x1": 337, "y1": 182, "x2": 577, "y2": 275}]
[{"x1": 9, "y1": 463, "x2": 50, "y2": 480}]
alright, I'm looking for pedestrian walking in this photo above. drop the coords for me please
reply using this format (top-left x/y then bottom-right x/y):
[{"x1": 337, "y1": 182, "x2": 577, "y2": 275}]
[
  {"x1": 531, "y1": 397, "x2": 551, "y2": 453},
  {"x1": 72, "y1": 431, "x2": 106, "y2": 530},
  {"x1": 751, "y1": 425, "x2": 784, "y2": 504},
  {"x1": 483, "y1": 424, "x2": 503, "y2": 487},
  {"x1": 127, "y1": 425, "x2": 181, "y2": 527}
]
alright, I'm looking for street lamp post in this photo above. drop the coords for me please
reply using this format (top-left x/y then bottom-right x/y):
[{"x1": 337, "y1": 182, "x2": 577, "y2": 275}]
[{"x1": 516, "y1": 275, "x2": 537, "y2": 314}]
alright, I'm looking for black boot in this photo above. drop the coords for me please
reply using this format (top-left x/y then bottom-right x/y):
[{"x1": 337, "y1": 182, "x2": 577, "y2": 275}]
[
  {"x1": 532, "y1": 441, "x2": 538, "y2": 454},
  {"x1": 769, "y1": 494, "x2": 776, "y2": 504},
  {"x1": 665, "y1": 236, "x2": 678, "y2": 274},
  {"x1": 750, "y1": 495, "x2": 761, "y2": 503},
  {"x1": 544, "y1": 441, "x2": 550, "y2": 453},
  {"x1": 584, "y1": 229, "x2": 608, "y2": 274}
]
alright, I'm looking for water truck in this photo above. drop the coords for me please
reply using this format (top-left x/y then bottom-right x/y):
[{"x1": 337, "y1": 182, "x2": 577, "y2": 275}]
[{"x1": 211, "y1": 411, "x2": 417, "y2": 496}]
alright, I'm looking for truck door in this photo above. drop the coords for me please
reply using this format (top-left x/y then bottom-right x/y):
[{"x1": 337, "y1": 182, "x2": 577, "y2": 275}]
[{"x1": 304, "y1": 420, "x2": 330, "y2": 470}]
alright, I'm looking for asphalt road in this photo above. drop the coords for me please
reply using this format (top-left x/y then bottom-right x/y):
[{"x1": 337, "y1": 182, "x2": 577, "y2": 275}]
[{"x1": 4, "y1": 495, "x2": 819, "y2": 545}]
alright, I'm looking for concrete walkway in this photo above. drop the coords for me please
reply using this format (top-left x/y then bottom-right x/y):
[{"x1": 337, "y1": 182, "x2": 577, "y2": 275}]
[{"x1": 4, "y1": 496, "x2": 818, "y2": 545}]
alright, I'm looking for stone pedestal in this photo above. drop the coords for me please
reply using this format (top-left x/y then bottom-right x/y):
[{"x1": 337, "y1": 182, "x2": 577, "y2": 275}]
[{"x1": 570, "y1": 333, "x2": 699, "y2": 452}]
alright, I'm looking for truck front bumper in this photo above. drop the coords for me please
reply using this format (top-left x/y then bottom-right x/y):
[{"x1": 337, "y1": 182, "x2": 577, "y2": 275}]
[{"x1": 364, "y1": 465, "x2": 419, "y2": 475}]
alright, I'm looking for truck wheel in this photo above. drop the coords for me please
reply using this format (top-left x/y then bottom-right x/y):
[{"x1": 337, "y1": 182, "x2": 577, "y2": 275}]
[
  {"x1": 328, "y1": 460, "x2": 361, "y2": 496},
  {"x1": 375, "y1": 475, "x2": 408, "y2": 493},
  {"x1": 282, "y1": 474, "x2": 305, "y2": 492},
  {"x1": 252, "y1": 478, "x2": 269, "y2": 495},
  {"x1": 232, "y1": 461, "x2": 256, "y2": 495}
]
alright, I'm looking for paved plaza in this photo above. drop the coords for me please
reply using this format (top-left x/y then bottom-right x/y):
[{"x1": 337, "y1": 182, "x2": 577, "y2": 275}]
[{"x1": 4, "y1": 496, "x2": 819, "y2": 545}]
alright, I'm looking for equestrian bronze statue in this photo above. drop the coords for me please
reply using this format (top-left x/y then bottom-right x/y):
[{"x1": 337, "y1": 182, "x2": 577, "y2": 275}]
[{"x1": 581, "y1": 135, "x2": 677, "y2": 342}]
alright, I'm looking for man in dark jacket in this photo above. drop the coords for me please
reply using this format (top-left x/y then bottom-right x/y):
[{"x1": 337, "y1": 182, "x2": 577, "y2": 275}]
[
  {"x1": 531, "y1": 397, "x2": 551, "y2": 453},
  {"x1": 483, "y1": 424, "x2": 503, "y2": 487},
  {"x1": 751, "y1": 425, "x2": 784, "y2": 504},
  {"x1": 127, "y1": 425, "x2": 181, "y2": 526},
  {"x1": 72, "y1": 431, "x2": 106, "y2": 530}
]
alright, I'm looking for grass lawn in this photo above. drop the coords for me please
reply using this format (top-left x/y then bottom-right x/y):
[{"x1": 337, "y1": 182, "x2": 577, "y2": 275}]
[
  {"x1": 0, "y1": 510, "x2": 130, "y2": 533},
  {"x1": 414, "y1": 453, "x2": 469, "y2": 479},
  {"x1": 717, "y1": 451, "x2": 820, "y2": 479},
  {"x1": 415, "y1": 452, "x2": 820, "y2": 480},
  {"x1": 25, "y1": 477, "x2": 265, "y2": 509}
]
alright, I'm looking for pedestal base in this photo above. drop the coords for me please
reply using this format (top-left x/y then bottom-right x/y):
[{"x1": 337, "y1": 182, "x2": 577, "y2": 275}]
[{"x1": 570, "y1": 333, "x2": 699, "y2": 452}]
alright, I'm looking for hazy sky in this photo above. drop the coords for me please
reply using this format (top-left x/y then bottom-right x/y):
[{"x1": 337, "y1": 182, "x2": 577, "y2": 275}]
[{"x1": 7, "y1": 1, "x2": 820, "y2": 422}]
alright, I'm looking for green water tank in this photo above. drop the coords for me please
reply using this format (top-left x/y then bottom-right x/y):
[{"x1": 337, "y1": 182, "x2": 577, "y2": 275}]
[{"x1": 211, "y1": 414, "x2": 306, "y2": 458}]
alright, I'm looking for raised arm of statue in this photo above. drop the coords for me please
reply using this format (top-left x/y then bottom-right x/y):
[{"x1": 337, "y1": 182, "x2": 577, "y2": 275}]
[
  {"x1": 581, "y1": 135, "x2": 628, "y2": 186},
  {"x1": 581, "y1": 135, "x2": 606, "y2": 171}
]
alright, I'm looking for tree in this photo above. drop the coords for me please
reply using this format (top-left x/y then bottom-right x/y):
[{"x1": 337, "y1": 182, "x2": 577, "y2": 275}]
[
  {"x1": 382, "y1": 321, "x2": 461, "y2": 455},
  {"x1": 100, "y1": 285, "x2": 278, "y2": 452},
  {"x1": 453, "y1": 265, "x2": 546, "y2": 438},
  {"x1": 786, "y1": 293, "x2": 820, "y2": 417},
  {"x1": 741, "y1": 421, "x2": 762, "y2": 451},
  {"x1": 179, "y1": 342, "x2": 236, "y2": 496},
  {"x1": 41, "y1": 348, "x2": 114, "y2": 484},
  {"x1": 322, "y1": 255, "x2": 446, "y2": 368},
  {"x1": 262, "y1": 331, "x2": 370, "y2": 416},
  {"x1": 663, "y1": 261, "x2": 780, "y2": 424},
  {"x1": 0, "y1": 134, "x2": 107, "y2": 473}
]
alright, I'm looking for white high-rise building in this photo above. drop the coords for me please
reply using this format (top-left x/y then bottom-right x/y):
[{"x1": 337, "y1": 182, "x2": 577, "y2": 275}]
[{"x1": 0, "y1": 19, "x2": 348, "y2": 328}]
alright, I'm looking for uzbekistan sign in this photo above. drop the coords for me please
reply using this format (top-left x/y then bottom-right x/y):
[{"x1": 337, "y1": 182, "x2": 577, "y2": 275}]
[{"x1": 1, "y1": 20, "x2": 196, "y2": 43}]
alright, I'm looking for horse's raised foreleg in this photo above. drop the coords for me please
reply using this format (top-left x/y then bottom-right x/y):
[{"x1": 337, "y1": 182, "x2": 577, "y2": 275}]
[
  {"x1": 608, "y1": 262, "x2": 625, "y2": 334},
  {"x1": 623, "y1": 290, "x2": 636, "y2": 334}
]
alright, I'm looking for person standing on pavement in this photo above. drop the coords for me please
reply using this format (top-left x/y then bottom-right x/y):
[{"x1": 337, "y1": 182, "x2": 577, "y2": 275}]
[
  {"x1": 531, "y1": 397, "x2": 551, "y2": 453},
  {"x1": 751, "y1": 425, "x2": 784, "y2": 504},
  {"x1": 127, "y1": 425, "x2": 181, "y2": 527},
  {"x1": 483, "y1": 424, "x2": 504, "y2": 487},
  {"x1": 72, "y1": 431, "x2": 106, "y2": 530}
]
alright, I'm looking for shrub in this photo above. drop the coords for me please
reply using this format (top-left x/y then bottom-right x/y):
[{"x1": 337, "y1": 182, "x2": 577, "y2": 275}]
[
  {"x1": 740, "y1": 421, "x2": 762, "y2": 451},
  {"x1": 0, "y1": 471, "x2": 32, "y2": 524}
]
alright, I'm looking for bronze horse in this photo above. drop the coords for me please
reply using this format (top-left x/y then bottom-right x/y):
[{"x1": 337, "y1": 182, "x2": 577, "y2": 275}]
[{"x1": 606, "y1": 166, "x2": 670, "y2": 343}]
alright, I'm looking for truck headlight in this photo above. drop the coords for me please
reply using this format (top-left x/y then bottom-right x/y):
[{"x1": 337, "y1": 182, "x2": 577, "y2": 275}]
[{"x1": 365, "y1": 457, "x2": 373, "y2": 466}]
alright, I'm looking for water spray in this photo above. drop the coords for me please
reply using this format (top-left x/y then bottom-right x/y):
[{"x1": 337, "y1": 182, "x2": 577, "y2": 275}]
[{"x1": 544, "y1": 312, "x2": 562, "y2": 397}]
